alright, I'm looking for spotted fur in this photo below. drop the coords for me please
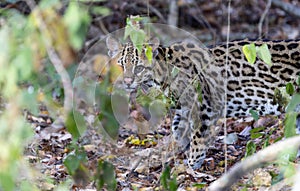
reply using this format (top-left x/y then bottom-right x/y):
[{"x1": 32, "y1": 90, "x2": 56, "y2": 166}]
[{"x1": 106, "y1": 36, "x2": 300, "y2": 169}]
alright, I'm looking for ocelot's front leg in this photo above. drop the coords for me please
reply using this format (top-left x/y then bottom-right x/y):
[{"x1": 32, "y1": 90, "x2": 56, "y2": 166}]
[
  {"x1": 171, "y1": 107, "x2": 192, "y2": 150},
  {"x1": 188, "y1": 125, "x2": 217, "y2": 169},
  {"x1": 171, "y1": 106, "x2": 217, "y2": 169}
]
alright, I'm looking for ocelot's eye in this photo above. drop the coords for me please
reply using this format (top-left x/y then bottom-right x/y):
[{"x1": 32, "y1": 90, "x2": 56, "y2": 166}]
[{"x1": 134, "y1": 65, "x2": 145, "y2": 74}]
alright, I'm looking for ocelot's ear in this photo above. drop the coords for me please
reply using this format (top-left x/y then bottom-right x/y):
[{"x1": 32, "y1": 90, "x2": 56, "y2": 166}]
[
  {"x1": 106, "y1": 36, "x2": 121, "y2": 58},
  {"x1": 149, "y1": 37, "x2": 160, "y2": 57}
]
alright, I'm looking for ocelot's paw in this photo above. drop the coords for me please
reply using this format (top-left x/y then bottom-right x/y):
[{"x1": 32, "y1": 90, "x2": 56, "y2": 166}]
[
  {"x1": 187, "y1": 127, "x2": 215, "y2": 169},
  {"x1": 172, "y1": 119, "x2": 191, "y2": 153},
  {"x1": 188, "y1": 146, "x2": 207, "y2": 169}
]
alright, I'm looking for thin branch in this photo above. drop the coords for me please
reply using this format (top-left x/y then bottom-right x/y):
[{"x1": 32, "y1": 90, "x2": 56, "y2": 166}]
[
  {"x1": 47, "y1": 48, "x2": 73, "y2": 115},
  {"x1": 167, "y1": 0, "x2": 178, "y2": 26},
  {"x1": 26, "y1": 0, "x2": 73, "y2": 119},
  {"x1": 187, "y1": 3, "x2": 217, "y2": 42},
  {"x1": 258, "y1": 0, "x2": 272, "y2": 39},
  {"x1": 224, "y1": 0, "x2": 231, "y2": 173},
  {"x1": 209, "y1": 136, "x2": 300, "y2": 191},
  {"x1": 140, "y1": 1, "x2": 167, "y2": 23},
  {"x1": 272, "y1": 0, "x2": 300, "y2": 18},
  {"x1": 99, "y1": 18, "x2": 110, "y2": 35}
]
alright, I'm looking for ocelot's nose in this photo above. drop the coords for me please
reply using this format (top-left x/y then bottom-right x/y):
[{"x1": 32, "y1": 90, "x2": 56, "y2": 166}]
[{"x1": 124, "y1": 77, "x2": 133, "y2": 86}]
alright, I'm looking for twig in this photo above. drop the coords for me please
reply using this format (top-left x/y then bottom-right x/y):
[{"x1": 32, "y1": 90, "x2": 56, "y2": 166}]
[
  {"x1": 209, "y1": 135, "x2": 300, "y2": 191},
  {"x1": 25, "y1": 0, "x2": 73, "y2": 119},
  {"x1": 224, "y1": 0, "x2": 231, "y2": 173},
  {"x1": 93, "y1": 16, "x2": 110, "y2": 35},
  {"x1": 186, "y1": 3, "x2": 217, "y2": 44},
  {"x1": 272, "y1": 0, "x2": 300, "y2": 18},
  {"x1": 258, "y1": 0, "x2": 272, "y2": 39},
  {"x1": 167, "y1": 0, "x2": 178, "y2": 26},
  {"x1": 143, "y1": 2, "x2": 167, "y2": 23},
  {"x1": 47, "y1": 48, "x2": 73, "y2": 115}
]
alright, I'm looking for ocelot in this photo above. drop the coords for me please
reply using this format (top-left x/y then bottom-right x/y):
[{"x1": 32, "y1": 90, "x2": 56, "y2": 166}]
[{"x1": 106, "y1": 36, "x2": 300, "y2": 169}]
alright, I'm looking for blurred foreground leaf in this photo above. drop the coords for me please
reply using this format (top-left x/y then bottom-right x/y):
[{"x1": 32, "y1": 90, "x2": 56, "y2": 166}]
[
  {"x1": 64, "y1": 147, "x2": 90, "y2": 187},
  {"x1": 160, "y1": 165, "x2": 178, "y2": 191},
  {"x1": 66, "y1": 111, "x2": 87, "y2": 141},
  {"x1": 64, "y1": 2, "x2": 90, "y2": 50},
  {"x1": 284, "y1": 112, "x2": 297, "y2": 138},
  {"x1": 95, "y1": 160, "x2": 117, "y2": 191}
]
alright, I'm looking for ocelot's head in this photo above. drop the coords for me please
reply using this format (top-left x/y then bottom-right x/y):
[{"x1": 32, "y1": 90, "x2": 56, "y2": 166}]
[{"x1": 106, "y1": 36, "x2": 160, "y2": 92}]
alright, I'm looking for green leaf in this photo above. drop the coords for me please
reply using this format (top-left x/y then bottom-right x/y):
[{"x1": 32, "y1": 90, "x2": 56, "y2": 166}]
[
  {"x1": 13, "y1": 46, "x2": 33, "y2": 80},
  {"x1": 64, "y1": 148, "x2": 87, "y2": 175},
  {"x1": 192, "y1": 183, "x2": 207, "y2": 189},
  {"x1": 72, "y1": 164, "x2": 90, "y2": 187},
  {"x1": 286, "y1": 82, "x2": 294, "y2": 95},
  {"x1": 136, "y1": 89, "x2": 153, "y2": 107},
  {"x1": 250, "y1": 132, "x2": 264, "y2": 139},
  {"x1": 284, "y1": 112, "x2": 297, "y2": 138},
  {"x1": 160, "y1": 165, "x2": 178, "y2": 191},
  {"x1": 242, "y1": 43, "x2": 256, "y2": 64},
  {"x1": 4, "y1": 66, "x2": 18, "y2": 97},
  {"x1": 273, "y1": 87, "x2": 290, "y2": 109},
  {"x1": 257, "y1": 44, "x2": 272, "y2": 66},
  {"x1": 250, "y1": 127, "x2": 266, "y2": 139},
  {"x1": 39, "y1": 0, "x2": 60, "y2": 9},
  {"x1": 160, "y1": 165, "x2": 170, "y2": 188},
  {"x1": 296, "y1": 75, "x2": 300, "y2": 86},
  {"x1": 249, "y1": 109, "x2": 259, "y2": 121},
  {"x1": 63, "y1": 2, "x2": 91, "y2": 50},
  {"x1": 263, "y1": 136, "x2": 270, "y2": 148},
  {"x1": 126, "y1": 17, "x2": 131, "y2": 26},
  {"x1": 64, "y1": 149, "x2": 89, "y2": 187},
  {"x1": 20, "y1": 180, "x2": 39, "y2": 191},
  {"x1": 130, "y1": 16, "x2": 144, "y2": 22},
  {"x1": 111, "y1": 91, "x2": 129, "y2": 125},
  {"x1": 95, "y1": 81, "x2": 119, "y2": 139},
  {"x1": 0, "y1": 173, "x2": 15, "y2": 191},
  {"x1": 95, "y1": 160, "x2": 117, "y2": 191},
  {"x1": 194, "y1": 81, "x2": 203, "y2": 104},
  {"x1": 64, "y1": 154, "x2": 80, "y2": 175},
  {"x1": 149, "y1": 100, "x2": 167, "y2": 125},
  {"x1": 0, "y1": 26, "x2": 10, "y2": 82},
  {"x1": 271, "y1": 172, "x2": 284, "y2": 185},
  {"x1": 124, "y1": 16, "x2": 146, "y2": 54},
  {"x1": 286, "y1": 93, "x2": 300, "y2": 113},
  {"x1": 65, "y1": 111, "x2": 87, "y2": 141},
  {"x1": 250, "y1": 126, "x2": 265, "y2": 133},
  {"x1": 130, "y1": 29, "x2": 146, "y2": 53},
  {"x1": 124, "y1": 25, "x2": 133, "y2": 40},
  {"x1": 282, "y1": 162, "x2": 297, "y2": 179},
  {"x1": 277, "y1": 148, "x2": 298, "y2": 178},
  {"x1": 136, "y1": 88, "x2": 165, "y2": 107},
  {"x1": 145, "y1": 45, "x2": 153, "y2": 64},
  {"x1": 124, "y1": 17, "x2": 134, "y2": 40},
  {"x1": 245, "y1": 141, "x2": 256, "y2": 157},
  {"x1": 90, "y1": 6, "x2": 111, "y2": 16},
  {"x1": 171, "y1": 67, "x2": 179, "y2": 78}
]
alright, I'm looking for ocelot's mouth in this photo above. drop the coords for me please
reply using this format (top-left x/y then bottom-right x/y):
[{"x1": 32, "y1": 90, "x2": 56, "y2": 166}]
[
  {"x1": 125, "y1": 87, "x2": 136, "y2": 91},
  {"x1": 140, "y1": 79, "x2": 155, "y2": 94},
  {"x1": 140, "y1": 83, "x2": 150, "y2": 94},
  {"x1": 123, "y1": 84, "x2": 137, "y2": 92}
]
